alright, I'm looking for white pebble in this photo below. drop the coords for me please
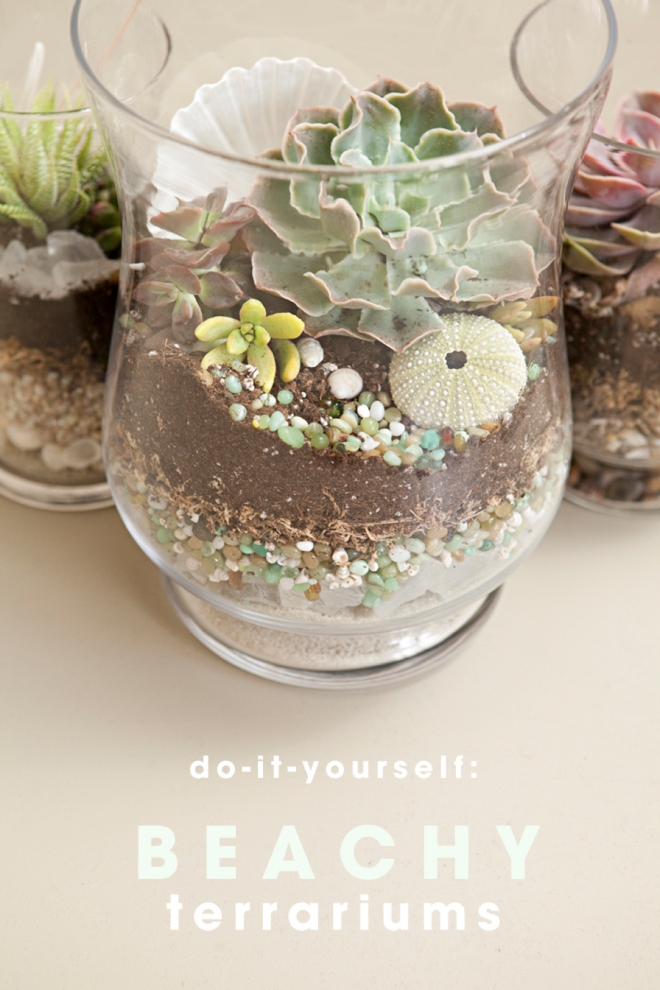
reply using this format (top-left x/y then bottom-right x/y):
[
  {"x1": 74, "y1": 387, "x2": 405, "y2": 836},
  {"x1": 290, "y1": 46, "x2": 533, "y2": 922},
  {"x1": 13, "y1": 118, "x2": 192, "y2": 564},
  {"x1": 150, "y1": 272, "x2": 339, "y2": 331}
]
[
  {"x1": 357, "y1": 404, "x2": 371, "y2": 418},
  {"x1": 41, "y1": 443, "x2": 67, "y2": 471},
  {"x1": 6, "y1": 423, "x2": 43, "y2": 451},
  {"x1": 370, "y1": 400, "x2": 385, "y2": 421},
  {"x1": 625, "y1": 448, "x2": 651, "y2": 460},
  {"x1": 440, "y1": 550, "x2": 453, "y2": 568},
  {"x1": 388, "y1": 545, "x2": 411, "y2": 563},
  {"x1": 360, "y1": 437, "x2": 380, "y2": 451},
  {"x1": 279, "y1": 577, "x2": 295, "y2": 591},
  {"x1": 328, "y1": 368, "x2": 363, "y2": 400},
  {"x1": 389, "y1": 421, "x2": 405, "y2": 437},
  {"x1": 368, "y1": 560, "x2": 380, "y2": 572},
  {"x1": 296, "y1": 540, "x2": 314, "y2": 552},
  {"x1": 62, "y1": 438, "x2": 102, "y2": 469},
  {"x1": 212, "y1": 536, "x2": 225, "y2": 550},
  {"x1": 296, "y1": 337, "x2": 324, "y2": 368}
]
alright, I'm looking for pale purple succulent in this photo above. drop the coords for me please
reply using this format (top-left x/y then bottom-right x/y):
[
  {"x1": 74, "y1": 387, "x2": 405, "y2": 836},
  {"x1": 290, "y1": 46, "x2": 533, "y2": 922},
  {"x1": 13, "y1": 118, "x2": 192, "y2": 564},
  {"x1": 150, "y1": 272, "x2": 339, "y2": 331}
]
[{"x1": 564, "y1": 92, "x2": 660, "y2": 276}]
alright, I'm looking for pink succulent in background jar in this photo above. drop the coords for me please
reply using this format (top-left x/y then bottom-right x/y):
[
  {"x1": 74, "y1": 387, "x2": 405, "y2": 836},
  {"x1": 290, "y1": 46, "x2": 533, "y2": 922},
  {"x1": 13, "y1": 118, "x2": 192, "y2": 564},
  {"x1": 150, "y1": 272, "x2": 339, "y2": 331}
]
[{"x1": 563, "y1": 92, "x2": 660, "y2": 510}]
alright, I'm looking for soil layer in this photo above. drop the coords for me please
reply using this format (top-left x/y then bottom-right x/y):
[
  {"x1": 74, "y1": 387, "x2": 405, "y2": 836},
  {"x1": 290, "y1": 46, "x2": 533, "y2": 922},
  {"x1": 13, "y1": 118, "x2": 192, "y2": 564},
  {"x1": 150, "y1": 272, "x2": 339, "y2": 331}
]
[{"x1": 111, "y1": 333, "x2": 566, "y2": 550}]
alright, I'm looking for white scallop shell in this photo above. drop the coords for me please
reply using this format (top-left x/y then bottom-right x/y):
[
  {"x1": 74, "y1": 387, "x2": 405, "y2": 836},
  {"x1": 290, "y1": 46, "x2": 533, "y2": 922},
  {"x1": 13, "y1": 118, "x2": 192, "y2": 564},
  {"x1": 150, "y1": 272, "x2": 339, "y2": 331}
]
[
  {"x1": 171, "y1": 57, "x2": 356, "y2": 160},
  {"x1": 152, "y1": 57, "x2": 356, "y2": 222},
  {"x1": 389, "y1": 313, "x2": 528, "y2": 431}
]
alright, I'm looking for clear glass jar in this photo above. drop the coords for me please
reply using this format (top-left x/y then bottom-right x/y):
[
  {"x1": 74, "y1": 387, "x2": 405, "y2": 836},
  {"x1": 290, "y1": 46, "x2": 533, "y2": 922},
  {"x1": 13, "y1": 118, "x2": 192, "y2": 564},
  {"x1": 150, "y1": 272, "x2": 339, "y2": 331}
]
[
  {"x1": 72, "y1": 0, "x2": 614, "y2": 684},
  {"x1": 563, "y1": 1, "x2": 660, "y2": 512},
  {"x1": 0, "y1": 0, "x2": 121, "y2": 510}
]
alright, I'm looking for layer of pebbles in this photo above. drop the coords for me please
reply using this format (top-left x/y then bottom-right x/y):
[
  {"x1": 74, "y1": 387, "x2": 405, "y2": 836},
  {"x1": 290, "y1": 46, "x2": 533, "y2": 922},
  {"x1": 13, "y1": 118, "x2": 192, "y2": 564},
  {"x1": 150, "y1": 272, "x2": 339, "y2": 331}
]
[{"x1": 567, "y1": 455, "x2": 660, "y2": 508}]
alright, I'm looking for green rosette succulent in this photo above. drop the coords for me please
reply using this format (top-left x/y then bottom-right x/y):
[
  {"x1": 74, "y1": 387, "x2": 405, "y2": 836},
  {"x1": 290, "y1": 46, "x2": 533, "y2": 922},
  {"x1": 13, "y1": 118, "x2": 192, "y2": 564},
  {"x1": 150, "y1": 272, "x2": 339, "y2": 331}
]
[
  {"x1": 0, "y1": 83, "x2": 113, "y2": 244},
  {"x1": 196, "y1": 298, "x2": 304, "y2": 391},
  {"x1": 248, "y1": 79, "x2": 554, "y2": 352}
]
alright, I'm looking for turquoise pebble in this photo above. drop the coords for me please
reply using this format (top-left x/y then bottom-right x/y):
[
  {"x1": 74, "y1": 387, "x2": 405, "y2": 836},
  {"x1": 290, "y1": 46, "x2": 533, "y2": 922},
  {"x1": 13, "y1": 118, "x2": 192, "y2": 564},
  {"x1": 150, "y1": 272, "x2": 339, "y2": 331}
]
[
  {"x1": 358, "y1": 391, "x2": 375, "y2": 407},
  {"x1": 405, "y1": 537, "x2": 426, "y2": 555},
  {"x1": 239, "y1": 544, "x2": 254, "y2": 555},
  {"x1": 345, "y1": 436, "x2": 361, "y2": 452},
  {"x1": 444, "y1": 535, "x2": 463, "y2": 552},
  {"x1": 292, "y1": 582, "x2": 310, "y2": 594},
  {"x1": 349, "y1": 559, "x2": 369, "y2": 576},
  {"x1": 305, "y1": 422, "x2": 324, "y2": 437},
  {"x1": 360, "y1": 417, "x2": 379, "y2": 435},
  {"x1": 229, "y1": 403, "x2": 246, "y2": 422},
  {"x1": 383, "y1": 451, "x2": 402, "y2": 466},
  {"x1": 406, "y1": 444, "x2": 424, "y2": 458},
  {"x1": 201, "y1": 542, "x2": 215, "y2": 557},
  {"x1": 257, "y1": 415, "x2": 270, "y2": 429},
  {"x1": 479, "y1": 540, "x2": 495, "y2": 552},
  {"x1": 225, "y1": 374, "x2": 242, "y2": 394},
  {"x1": 367, "y1": 572, "x2": 385, "y2": 588},
  {"x1": 464, "y1": 546, "x2": 477, "y2": 556},
  {"x1": 269, "y1": 411, "x2": 286, "y2": 431},
  {"x1": 290, "y1": 416, "x2": 308, "y2": 429},
  {"x1": 430, "y1": 448, "x2": 446, "y2": 461},
  {"x1": 362, "y1": 590, "x2": 383, "y2": 608},
  {"x1": 253, "y1": 543, "x2": 268, "y2": 557},
  {"x1": 528, "y1": 363, "x2": 542, "y2": 381},
  {"x1": 282, "y1": 566, "x2": 300, "y2": 578},
  {"x1": 264, "y1": 564, "x2": 283, "y2": 583},
  {"x1": 311, "y1": 433, "x2": 330, "y2": 449},
  {"x1": 156, "y1": 527, "x2": 171, "y2": 544},
  {"x1": 420, "y1": 430, "x2": 440, "y2": 450},
  {"x1": 383, "y1": 578, "x2": 399, "y2": 592},
  {"x1": 502, "y1": 531, "x2": 512, "y2": 545},
  {"x1": 277, "y1": 389, "x2": 294, "y2": 404},
  {"x1": 278, "y1": 425, "x2": 306, "y2": 448}
]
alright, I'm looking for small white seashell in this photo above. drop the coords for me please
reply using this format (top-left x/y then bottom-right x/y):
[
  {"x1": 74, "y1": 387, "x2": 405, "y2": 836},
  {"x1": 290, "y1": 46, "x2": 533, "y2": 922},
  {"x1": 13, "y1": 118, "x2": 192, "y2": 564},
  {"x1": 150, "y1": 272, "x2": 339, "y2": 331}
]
[
  {"x1": 6, "y1": 423, "x2": 43, "y2": 451},
  {"x1": 62, "y1": 438, "x2": 102, "y2": 470},
  {"x1": 296, "y1": 337, "x2": 324, "y2": 368},
  {"x1": 41, "y1": 443, "x2": 68, "y2": 472},
  {"x1": 328, "y1": 368, "x2": 363, "y2": 400},
  {"x1": 389, "y1": 313, "x2": 528, "y2": 431}
]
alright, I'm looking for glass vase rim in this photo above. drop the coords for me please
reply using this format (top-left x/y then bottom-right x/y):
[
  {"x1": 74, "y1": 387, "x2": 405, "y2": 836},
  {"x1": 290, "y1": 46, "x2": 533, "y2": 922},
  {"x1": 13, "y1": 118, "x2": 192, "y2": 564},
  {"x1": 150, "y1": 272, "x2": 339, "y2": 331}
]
[
  {"x1": 591, "y1": 130, "x2": 660, "y2": 161},
  {"x1": 0, "y1": 105, "x2": 91, "y2": 122},
  {"x1": 70, "y1": 0, "x2": 617, "y2": 180}
]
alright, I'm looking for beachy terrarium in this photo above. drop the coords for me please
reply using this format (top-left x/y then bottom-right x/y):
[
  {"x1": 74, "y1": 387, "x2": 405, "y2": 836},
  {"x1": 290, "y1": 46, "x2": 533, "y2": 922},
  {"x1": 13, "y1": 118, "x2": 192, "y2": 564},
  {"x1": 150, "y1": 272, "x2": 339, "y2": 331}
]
[
  {"x1": 0, "y1": 5, "x2": 120, "y2": 509},
  {"x1": 73, "y1": 0, "x2": 614, "y2": 683},
  {"x1": 563, "y1": 0, "x2": 660, "y2": 511}
]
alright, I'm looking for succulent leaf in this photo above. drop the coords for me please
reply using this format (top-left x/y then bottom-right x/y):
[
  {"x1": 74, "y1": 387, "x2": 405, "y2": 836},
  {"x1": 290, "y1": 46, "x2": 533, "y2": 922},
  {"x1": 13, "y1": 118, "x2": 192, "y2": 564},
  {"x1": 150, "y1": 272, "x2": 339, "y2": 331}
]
[
  {"x1": 270, "y1": 338, "x2": 302, "y2": 381},
  {"x1": 247, "y1": 342, "x2": 277, "y2": 392},
  {"x1": 260, "y1": 311, "x2": 305, "y2": 339}
]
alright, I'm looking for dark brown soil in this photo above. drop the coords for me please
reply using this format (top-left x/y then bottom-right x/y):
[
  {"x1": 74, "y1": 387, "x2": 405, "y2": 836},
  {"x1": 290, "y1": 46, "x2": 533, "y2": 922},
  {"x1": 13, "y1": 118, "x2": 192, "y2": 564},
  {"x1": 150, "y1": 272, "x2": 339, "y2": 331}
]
[
  {"x1": 111, "y1": 330, "x2": 566, "y2": 549},
  {"x1": 0, "y1": 277, "x2": 118, "y2": 369}
]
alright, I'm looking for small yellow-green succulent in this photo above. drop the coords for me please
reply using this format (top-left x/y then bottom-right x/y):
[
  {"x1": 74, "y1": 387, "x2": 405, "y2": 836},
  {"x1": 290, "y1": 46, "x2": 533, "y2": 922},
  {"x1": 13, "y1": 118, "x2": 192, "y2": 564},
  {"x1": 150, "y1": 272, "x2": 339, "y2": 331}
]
[{"x1": 196, "y1": 298, "x2": 304, "y2": 391}]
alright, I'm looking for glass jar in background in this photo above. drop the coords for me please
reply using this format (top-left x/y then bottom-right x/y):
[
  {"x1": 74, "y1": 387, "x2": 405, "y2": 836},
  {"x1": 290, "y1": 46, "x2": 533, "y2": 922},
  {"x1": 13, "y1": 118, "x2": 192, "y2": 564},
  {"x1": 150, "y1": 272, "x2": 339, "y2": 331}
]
[
  {"x1": 0, "y1": 1, "x2": 120, "y2": 510},
  {"x1": 72, "y1": 0, "x2": 614, "y2": 685},
  {"x1": 563, "y1": 0, "x2": 660, "y2": 512}
]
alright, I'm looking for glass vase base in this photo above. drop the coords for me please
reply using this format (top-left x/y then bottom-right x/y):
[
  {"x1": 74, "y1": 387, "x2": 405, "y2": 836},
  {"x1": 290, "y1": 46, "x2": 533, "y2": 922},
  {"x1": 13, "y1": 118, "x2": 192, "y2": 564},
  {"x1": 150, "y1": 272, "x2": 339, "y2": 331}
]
[
  {"x1": 163, "y1": 577, "x2": 501, "y2": 689},
  {"x1": 565, "y1": 455, "x2": 660, "y2": 515},
  {"x1": 0, "y1": 464, "x2": 113, "y2": 511}
]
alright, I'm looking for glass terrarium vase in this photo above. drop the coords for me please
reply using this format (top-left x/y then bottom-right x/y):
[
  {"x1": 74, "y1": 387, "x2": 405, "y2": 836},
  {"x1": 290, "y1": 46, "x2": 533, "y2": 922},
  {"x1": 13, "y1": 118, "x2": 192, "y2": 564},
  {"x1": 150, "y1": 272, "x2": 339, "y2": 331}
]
[
  {"x1": 0, "y1": 1, "x2": 121, "y2": 510},
  {"x1": 72, "y1": 0, "x2": 614, "y2": 685},
  {"x1": 563, "y1": 1, "x2": 660, "y2": 512}
]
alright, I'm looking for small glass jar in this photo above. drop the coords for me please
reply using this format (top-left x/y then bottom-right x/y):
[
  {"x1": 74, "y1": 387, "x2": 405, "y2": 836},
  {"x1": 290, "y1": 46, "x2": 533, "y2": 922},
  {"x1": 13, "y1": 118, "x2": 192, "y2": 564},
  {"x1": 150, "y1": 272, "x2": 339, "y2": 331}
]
[
  {"x1": 73, "y1": 0, "x2": 614, "y2": 684},
  {"x1": 0, "y1": 0, "x2": 120, "y2": 510},
  {"x1": 563, "y1": 1, "x2": 660, "y2": 512}
]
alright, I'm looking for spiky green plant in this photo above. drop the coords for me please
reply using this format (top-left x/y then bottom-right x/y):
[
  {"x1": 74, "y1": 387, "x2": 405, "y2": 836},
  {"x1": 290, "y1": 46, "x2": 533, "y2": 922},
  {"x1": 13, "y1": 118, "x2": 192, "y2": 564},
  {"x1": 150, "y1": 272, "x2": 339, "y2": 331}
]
[{"x1": 0, "y1": 83, "x2": 110, "y2": 242}]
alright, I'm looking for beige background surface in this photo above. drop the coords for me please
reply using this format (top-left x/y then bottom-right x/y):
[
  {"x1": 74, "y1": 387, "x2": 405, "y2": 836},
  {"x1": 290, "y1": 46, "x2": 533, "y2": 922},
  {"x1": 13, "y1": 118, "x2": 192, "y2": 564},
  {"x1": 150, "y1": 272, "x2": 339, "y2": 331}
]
[{"x1": 1, "y1": 496, "x2": 659, "y2": 989}]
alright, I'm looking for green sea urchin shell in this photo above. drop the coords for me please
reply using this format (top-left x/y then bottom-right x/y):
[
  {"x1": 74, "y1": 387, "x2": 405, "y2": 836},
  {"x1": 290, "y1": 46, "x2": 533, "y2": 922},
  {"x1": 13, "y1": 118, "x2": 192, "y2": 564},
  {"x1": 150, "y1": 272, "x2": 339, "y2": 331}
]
[{"x1": 389, "y1": 313, "x2": 527, "y2": 430}]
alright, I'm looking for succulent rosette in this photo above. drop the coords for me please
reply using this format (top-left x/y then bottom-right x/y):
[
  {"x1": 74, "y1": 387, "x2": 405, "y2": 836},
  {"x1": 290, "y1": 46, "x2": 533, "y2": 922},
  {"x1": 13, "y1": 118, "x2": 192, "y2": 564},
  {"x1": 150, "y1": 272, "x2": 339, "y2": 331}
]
[
  {"x1": 564, "y1": 92, "x2": 660, "y2": 277},
  {"x1": 248, "y1": 79, "x2": 554, "y2": 352}
]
